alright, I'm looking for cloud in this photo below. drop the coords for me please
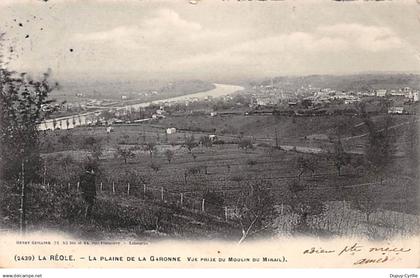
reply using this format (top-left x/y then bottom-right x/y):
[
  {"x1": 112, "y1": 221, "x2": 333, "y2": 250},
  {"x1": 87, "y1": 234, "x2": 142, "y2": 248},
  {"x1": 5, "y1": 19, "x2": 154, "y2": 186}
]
[
  {"x1": 73, "y1": 26, "x2": 142, "y2": 50},
  {"x1": 73, "y1": 9, "x2": 218, "y2": 51},
  {"x1": 73, "y1": 18, "x2": 409, "y2": 77},
  {"x1": 165, "y1": 23, "x2": 409, "y2": 77},
  {"x1": 317, "y1": 23, "x2": 402, "y2": 51}
]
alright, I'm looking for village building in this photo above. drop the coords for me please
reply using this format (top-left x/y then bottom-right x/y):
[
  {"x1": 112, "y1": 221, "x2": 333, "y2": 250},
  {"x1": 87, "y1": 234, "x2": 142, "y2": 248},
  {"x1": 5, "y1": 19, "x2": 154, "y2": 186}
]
[{"x1": 166, "y1": 128, "x2": 177, "y2": 134}]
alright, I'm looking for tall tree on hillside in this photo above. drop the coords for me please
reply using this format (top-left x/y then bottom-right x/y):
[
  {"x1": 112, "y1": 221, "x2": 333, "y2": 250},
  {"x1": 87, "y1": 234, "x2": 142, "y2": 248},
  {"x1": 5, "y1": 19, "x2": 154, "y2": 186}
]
[
  {"x1": 1, "y1": 56, "x2": 58, "y2": 181},
  {"x1": 331, "y1": 138, "x2": 350, "y2": 176},
  {"x1": 405, "y1": 117, "x2": 419, "y2": 177},
  {"x1": 329, "y1": 117, "x2": 354, "y2": 176},
  {"x1": 1, "y1": 32, "x2": 58, "y2": 232},
  {"x1": 363, "y1": 115, "x2": 395, "y2": 184}
]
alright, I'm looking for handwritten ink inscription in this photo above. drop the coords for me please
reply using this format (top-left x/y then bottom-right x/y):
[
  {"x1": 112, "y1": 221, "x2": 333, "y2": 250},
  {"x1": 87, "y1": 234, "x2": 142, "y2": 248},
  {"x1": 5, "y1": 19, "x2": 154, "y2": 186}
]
[{"x1": 303, "y1": 243, "x2": 411, "y2": 265}]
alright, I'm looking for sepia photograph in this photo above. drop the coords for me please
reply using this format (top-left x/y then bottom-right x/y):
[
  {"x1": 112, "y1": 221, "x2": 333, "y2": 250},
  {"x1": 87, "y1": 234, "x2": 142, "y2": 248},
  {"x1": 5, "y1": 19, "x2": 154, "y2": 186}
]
[{"x1": 0, "y1": 0, "x2": 419, "y2": 270}]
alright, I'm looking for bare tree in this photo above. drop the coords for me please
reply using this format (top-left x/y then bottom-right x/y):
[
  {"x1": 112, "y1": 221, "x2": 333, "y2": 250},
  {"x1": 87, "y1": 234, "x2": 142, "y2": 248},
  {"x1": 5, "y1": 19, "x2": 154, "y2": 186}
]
[
  {"x1": 349, "y1": 185, "x2": 383, "y2": 224},
  {"x1": 144, "y1": 141, "x2": 157, "y2": 163},
  {"x1": 235, "y1": 180, "x2": 277, "y2": 244},
  {"x1": 149, "y1": 162, "x2": 160, "y2": 172},
  {"x1": 331, "y1": 139, "x2": 350, "y2": 176},
  {"x1": 115, "y1": 146, "x2": 135, "y2": 164},
  {"x1": 405, "y1": 117, "x2": 419, "y2": 177},
  {"x1": 288, "y1": 179, "x2": 326, "y2": 234},
  {"x1": 363, "y1": 115, "x2": 395, "y2": 184},
  {"x1": 328, "y1": 117, "x2": 354, "y2": 176},
  {"x1": 199, "y1": 135, "x2": 213, "y2": 148},
  {"x1": 183, "y1": 134, "x2": 198, "y2": 160},
  {"x1": 84, "y1": 136, "x2": 103, "y2": 160},
  {"x1": 238, "y1": 137, "x2": 254, "y2": 151},
  {"x1": 296, "y1": 156, "x2": 316, "y2": 181},
  {"x1": 164, "y1": 149, "x2": 174, "y2": 164}
]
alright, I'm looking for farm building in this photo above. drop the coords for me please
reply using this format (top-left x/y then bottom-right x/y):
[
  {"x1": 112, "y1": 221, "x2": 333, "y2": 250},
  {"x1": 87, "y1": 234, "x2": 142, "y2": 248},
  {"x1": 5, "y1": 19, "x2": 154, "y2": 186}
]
[
  {"x1": 166, "y1": 128, "x2": 177, "y2": 134},
  {"x1": 209, "y1": 134, "x2": 218, "y2": 141},
  {"x1": 376, "y1": 89, "x2": 387, "y2": 97},
  {"x1": 106, "y1": 126, "x2": 114, "y2": 133},
  {"x1": 388, "y1": 107, "x2": 405, "y2": 114}
]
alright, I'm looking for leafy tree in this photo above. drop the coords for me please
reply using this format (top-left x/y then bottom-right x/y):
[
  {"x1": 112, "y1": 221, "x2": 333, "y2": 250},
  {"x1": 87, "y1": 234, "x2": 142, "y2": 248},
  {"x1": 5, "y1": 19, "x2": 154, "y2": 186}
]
[
  {"x1": 1, "y1": 33, "x2": 58, "y2": 232},
  {"x1": 1, "y1": 62, "x2": 58, "y2": 182}
]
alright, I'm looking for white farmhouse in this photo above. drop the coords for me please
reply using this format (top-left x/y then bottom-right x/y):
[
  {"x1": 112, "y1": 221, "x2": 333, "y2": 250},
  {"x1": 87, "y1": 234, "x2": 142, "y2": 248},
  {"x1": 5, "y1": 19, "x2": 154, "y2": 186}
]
[
  {"x1": 388, "y1": 107, "x2": 404, "y2": 114},
  {"x1": 376, "y1": 89, "x2": 387, "y2": 97},
  {"x1": 166, "y1": 128, "x2": 177, "y2": 134}
]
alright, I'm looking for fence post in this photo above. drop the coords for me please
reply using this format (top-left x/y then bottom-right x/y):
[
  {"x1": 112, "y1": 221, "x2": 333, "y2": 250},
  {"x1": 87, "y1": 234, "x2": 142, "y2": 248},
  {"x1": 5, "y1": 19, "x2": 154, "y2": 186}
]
[
  {"x1": 180, "y1": 193, "x2": 183, "y2": 206},
  {"x1": 76, "y1": 182, "x2": 79, "y2": 191},
  {"x1": 161, "y1": 187, "x2": 164, "y2": 201},
  {"x1": 100, "y1": 182, "x2": 103, "y2": 192},
  {"x1": 224, "y1": 207, "x2": 228, "y2": 221},
  {"x1": 67, "y1": 183, "x2": 70, "y2": 191},
  {"x1": 127, "y1": 183, "x2": 130, "y2": 195},
  {"x1": 281, "y1": 203, "x2": 284, "y2": 215},
  {"x1": 143, "y1": 184, "x2": 146, "y2": 196},
  {"x1": 201, "y1": 199, "x2": 205, "y2": 212},
  {"x1": 112, "y1": 182, "x2": 115, "y2": 194}
]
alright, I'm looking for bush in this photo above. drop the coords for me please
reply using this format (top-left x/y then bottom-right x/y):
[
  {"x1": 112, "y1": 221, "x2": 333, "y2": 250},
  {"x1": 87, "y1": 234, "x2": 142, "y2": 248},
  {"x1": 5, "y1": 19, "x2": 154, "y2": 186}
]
[
  {"x1": 246, "y1": 159, "x2": 258, "y2": 166},
  {"x1": 0, "y1": 181, "x2": 174, "y2": 234},
  {"x1": 238, "y1": 138, "x2": 254, "y2": 150},
  {"x1": 213, "y1": 139, "x2": 225, "y2": 145},
  {"x1": 0, "y1": 181, "x2": 84, "y2": 228}
]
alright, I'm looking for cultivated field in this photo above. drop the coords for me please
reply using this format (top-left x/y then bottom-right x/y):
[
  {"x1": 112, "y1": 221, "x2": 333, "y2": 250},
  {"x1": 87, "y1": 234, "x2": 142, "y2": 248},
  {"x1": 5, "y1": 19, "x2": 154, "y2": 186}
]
[{"x1": 30, "y1": 111, "x2": 419, "y2": 241}]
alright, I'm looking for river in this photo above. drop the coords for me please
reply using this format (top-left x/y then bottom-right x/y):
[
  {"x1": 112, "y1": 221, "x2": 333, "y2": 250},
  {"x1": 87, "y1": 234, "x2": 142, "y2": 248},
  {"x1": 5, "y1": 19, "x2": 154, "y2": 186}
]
[{"x1": 37, "y1": 83, "x2": 244, "y2": 131}]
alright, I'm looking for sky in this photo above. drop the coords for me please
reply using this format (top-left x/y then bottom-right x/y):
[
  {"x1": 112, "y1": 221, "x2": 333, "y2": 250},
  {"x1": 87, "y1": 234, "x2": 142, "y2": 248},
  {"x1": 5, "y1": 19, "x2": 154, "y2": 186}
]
[{"x1": 1, "y1": 0, "x2": 420, "y2": 82}]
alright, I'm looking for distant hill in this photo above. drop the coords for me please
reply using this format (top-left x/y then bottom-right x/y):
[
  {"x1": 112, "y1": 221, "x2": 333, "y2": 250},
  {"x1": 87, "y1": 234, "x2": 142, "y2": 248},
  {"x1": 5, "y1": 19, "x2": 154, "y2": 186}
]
[
  {"x1": 51, "y1": 79, "x2": 215, "y2": 102},
  {"x1": 255, "y1": 73, "x2": 420, "y2": 91}
]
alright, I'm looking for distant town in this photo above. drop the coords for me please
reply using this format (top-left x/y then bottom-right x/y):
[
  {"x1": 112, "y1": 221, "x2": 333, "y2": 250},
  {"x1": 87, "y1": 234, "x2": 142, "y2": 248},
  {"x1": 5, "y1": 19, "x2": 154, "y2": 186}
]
[{"x1": 39, "y1": 75, "x2": 419, "y2": 131}]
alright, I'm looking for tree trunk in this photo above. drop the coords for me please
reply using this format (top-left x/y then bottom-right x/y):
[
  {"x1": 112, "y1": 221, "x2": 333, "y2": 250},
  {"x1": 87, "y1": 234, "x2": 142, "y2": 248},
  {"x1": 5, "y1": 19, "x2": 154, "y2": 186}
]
[{"x1": 19, "y1": 160, "x2": 26, "y2": 234}]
